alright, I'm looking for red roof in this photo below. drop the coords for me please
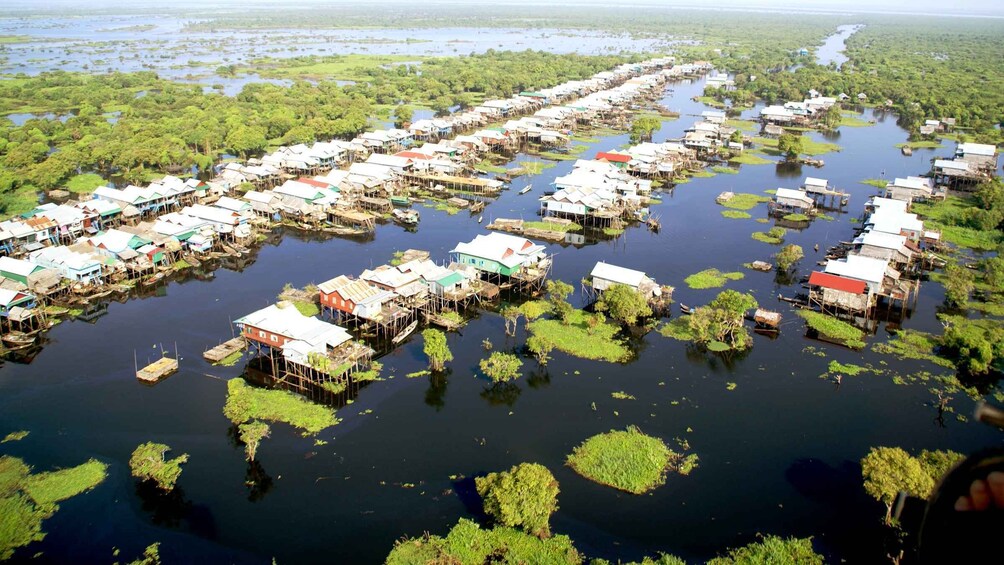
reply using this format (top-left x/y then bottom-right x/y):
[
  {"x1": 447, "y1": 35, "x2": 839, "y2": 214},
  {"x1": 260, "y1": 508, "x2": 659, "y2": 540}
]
[
  {"x1": 596, "y1": 152, "x2": 631, "y2": 163},
  {"x1": 395, "y1": 151, "x2": 432, "y2": 160},
  {"x1": 297, "y1": 178, "x2": 332, "y2": 189},
  {"x1": 808, "y1": 271, "x2": 866, "y2": 294}
]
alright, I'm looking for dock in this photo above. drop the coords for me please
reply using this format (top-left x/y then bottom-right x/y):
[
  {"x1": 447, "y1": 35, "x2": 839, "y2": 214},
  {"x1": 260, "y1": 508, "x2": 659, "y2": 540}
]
[
  {"x1": 203, "y1": 337, "x2": 246, "y2": 363},
  {"x1": 137, "y1": 356, "x2": 178, "y2": 383}
]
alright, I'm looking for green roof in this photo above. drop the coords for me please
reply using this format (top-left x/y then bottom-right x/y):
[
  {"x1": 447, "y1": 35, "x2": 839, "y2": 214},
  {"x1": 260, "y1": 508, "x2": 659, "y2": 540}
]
[{"x1": 435, "y1": 272, "x2": 464, "y2": 287}]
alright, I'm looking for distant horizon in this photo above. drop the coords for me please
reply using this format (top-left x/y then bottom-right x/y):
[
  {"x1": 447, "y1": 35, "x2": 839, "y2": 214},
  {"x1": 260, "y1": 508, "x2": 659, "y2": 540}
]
[{"x1": 2, "y1": 0, "x2": 1003, "y2": 19}]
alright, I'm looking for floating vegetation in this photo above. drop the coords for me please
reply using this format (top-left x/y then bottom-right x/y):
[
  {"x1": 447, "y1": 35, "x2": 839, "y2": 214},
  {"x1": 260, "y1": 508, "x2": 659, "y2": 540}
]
[
  {"x1": 223, "y1": 379, "x2": 339, "y2": 435},
  {"x1": 755, "y1": 218, "x2": 770, "y2": 224},
  {"x1": 782, "y1": 213, "x2": 811, "y2": 222},
  {"x1": 860, "y1": 178, "x2": 888, "y2": 189},
  {"x1": 386, "y1": 518, "x2": 580, "y2": 565},
  {"x1": 729, "y1": 152, "x2": 774, "y2": 165},
  {"x1": 602, "y1": 227, "x2": 625, "y2": 237},
  {"x1": 720, "y1": 192, "x2": 770, "y2": 210},
  {"x1": 721, "y1": 210, "x2": 751, "y2": 219},
  {"x1": 711, "y1": 166, "x2": 739, "y2": 174},
  {"x1": 517, "y1": 300, "x2": 552, "y2": 321},
  {"x1": 797, "y1": 311, "x2": 866, "y2": 349},
  {"x1": 406, "y1": 370, "x2": 431, "y2": 379},
  {"x1": 129, "y1": 442, "x2": 188, "y2": 491},
  {"x1": 751, "y1": 226, "x2": 787, "y2": 244},
  {"x1": 895, "y1": 140, "x2": 943, "y2": 149},
  {"x1": 839, "y1": 115, "x2": 873, "y2": 127},
  {"x1": 0, "y1": 455, "x2": 108, "y2": 560},
  {"x1": 528, "y1": 309, "x2": 630, "y2": 363},
  {"x1": 726, "y1": 382, "x2": 737, "y2": 391},
  {"x1": 321, "y1": 381, "x2": 347, "y2": 394},
  {"x1": 611, "y1": 391, "x2": 636, "y2": 400},
  {"x1": 817, "y1": 214, "x2": 835, "y2": 221},
  {"x1": 764, "y1": 189, "x2": 777, "y2": 195},
  {"x1": 171, "y1": 258, "x2": 192, "y2": 271},
  {"x1": 684, "y1": 268, "x2": 744, "y2": 289},
  {"x1": 522, "y1": 220, "x2": 582, "y2": 233},
  {"x1": 827, "y1": 360, "x2": 868, "y2": 376},
  {"x1": 658, "y1": 317, "x2": 696, "y2": 342},
  {"x1": 2, "y1": 431, "x2": 28, "y2": 443},
  {"x1": 872, "y1": 329, "x2": 954, "y2": 368},
  {"x1": 474, "y1": 160, "x2": 507, "y2": 174},
  {"x1": 566, "y1": 426, "x2": 678, "y2": 494}
]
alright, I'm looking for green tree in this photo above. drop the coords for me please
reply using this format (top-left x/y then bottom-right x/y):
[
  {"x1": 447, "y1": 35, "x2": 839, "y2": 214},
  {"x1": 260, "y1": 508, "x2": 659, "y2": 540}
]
[
  {"x1": 392, "y1": 104, "x2": 413, "y2": 128},
  {"x1": 422, "y1": 329, "x2": 453, "y2": 372},
  {"x1": 630, "y1": 115, "x2": 661, "y2": 143},
  {"x1": 129, "y1": 442, "x2": 189, "y2": 492},
  {"x1": 225, "y1": 124, "x2": 267, "y2": 158},
  {"x1": 479, "y1": 352, "x2": 523, "y2": 384},
  {"x1": 861, "y1": 446, "x2": 935, "y2": 524},
  {"x1": 238, "y1": 421, "x2": 271, "y2": 462},
  {"x1": 526, "y1": 335, "x2": 555, "y2": 365},
  {"x1": 774, "y1": 244, "x2": 804, "y2": 271},
  {"x1": 777, "y1": 133, "x2": 803, "y2": 161},
  {"x1": 940, "y1": 319, "x2": 1004, "y2": 374},
  {"x1": 501, "y1": 305, "x2": 522, "y2": 336},
  {"x1": 708, "y1": 535, "x2": 823, "y2": 565},
  {"x1": 918, "y1": 449, "x2": 965, "y2": 484},
  {"x1": 942, "y1": 262, "x2": 974, "y2": 307},
  {"x1": 475, "y1": 462, "x2": 559, "y2": 538},
  {"x1": 545, "y1": 280, "x2": 575, "y2": 325},
  {"x1": 688, "y1": 290, "x2": 758, "y2": 350},
  {"x1": 980, "y1": 256, "x2": 1004, "y2": 288},
  {"x1": 596, "y1": 284, "x2": 652, "y2": 326}
]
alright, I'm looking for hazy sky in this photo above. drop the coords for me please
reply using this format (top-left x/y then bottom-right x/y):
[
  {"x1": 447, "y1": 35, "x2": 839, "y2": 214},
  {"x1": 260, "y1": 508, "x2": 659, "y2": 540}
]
[{"x1": 5, "y1": 0, "x2": 1004, "y2": 18}]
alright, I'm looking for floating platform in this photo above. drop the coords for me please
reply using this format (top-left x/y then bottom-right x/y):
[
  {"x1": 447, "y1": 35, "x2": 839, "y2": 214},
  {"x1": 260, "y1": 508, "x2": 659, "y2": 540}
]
[
  {"x1": 137, "y1": 356, "x2": 178, "y2": 383},
  {"x1": 203, "y1": 337, "x2": 246, "y2": 363}
]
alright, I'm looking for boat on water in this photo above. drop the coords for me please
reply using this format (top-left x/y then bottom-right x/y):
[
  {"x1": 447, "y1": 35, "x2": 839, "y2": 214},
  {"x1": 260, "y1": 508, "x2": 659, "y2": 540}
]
[
  {"x1": 392, "y1": 320, "x2": 419, "y2": 345},
  {"x1": 478, "y1": 215, "x2": 484, "y2": 224},
  {"x1": 519, "y1": 184, "x2": 532, "y2": 194},
  {"x1": 143, "y1": 272, "x2": 166, "y2": 286},
  {"x1": 392, "y1": 208, "x2": 420, "y2": 225},
  {"x1": 3, "y1": 331, "x2": 36, "y2": 350},
  {"x1": 679, "y1": 304, "x2": 693, "y2": 315}
]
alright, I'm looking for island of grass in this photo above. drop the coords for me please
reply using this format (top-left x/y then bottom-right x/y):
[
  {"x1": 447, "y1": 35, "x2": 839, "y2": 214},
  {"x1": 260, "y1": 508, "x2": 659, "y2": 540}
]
[
  {"x1": 566, "y1": 426, "x2": 675, "y2": 494},
  {"x1": 721, "y1": 210, "x2": 751, "y2": 219},
  {"x1": 754, "y1": 135, "x2": 841, "y2": 156},
  {"x1": 684, "y1": 268, "x2": 744, "y2": 289},
  {"x1": 872, "y1": 329, "x2": 954, "y2": 368},
  {"x1": 752, "y1": 226, "x2": 787, "y2": 244},
  {"x1": 720, "y1": 192, "x2": 770, "y2": 210},
  {"x1": 386, "y1": 518, "x2": 581, "y2": 565},
  {"x1": 522, "y1": 220, "x2": 582, "y2": 233},
  {"x1": 912, "y1": 196, "x2": 1003, "y2": 251},
  {"x1": 658, "y1": 317, "x2": 695, "y2": 341},
  {"x1": 223, "y1": 379, "x2": 339, "y2": 435},
  {"x1": 729, "y1": 152, "x2": 773, "y2": 165},
  {"x1": 64, "y1": 173, "x2": 106, "y2": 194},
  {"x1": 896, "y1": 140, "x2": 943, "y2": 150},
  {"x1": 860, "y1": 178, "x2": 888, "y2": 189},
  {"x1": 527, "y1": 309, "x2": 630, "y2": 363},
  {"x1": 0, "y1": 455, "x2": 108, "y2": 559},
  {"x1": 782, "y1": 213, "x2": 811, "y2": 222},
  {"x1": 797, "y1": 310, "x2": 866, "y2": 349},
  {"x1": 839, "y1": 115, "x2": 873, "y2": 127},
  {"x1": 711, "y1": 166, "x2": 739, "y2": 175}
]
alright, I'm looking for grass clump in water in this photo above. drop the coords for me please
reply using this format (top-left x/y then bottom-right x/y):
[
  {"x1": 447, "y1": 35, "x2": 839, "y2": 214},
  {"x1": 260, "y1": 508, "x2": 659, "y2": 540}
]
[
  {"x1": 659, "y1": 318, "x2": 696, "y2": 342},
  {"x1": 602, "y1": 227, "x2": 625, "y2": 237},
  {"x1": 566, "y1": 426, "x2": 676, "y2": 494},
  {"x1": 783, "y1": 213, "x2": 811, "y2": 222},
  {"x1": 527, "y1": 309, "x2": 630, "y2": 363},
  {"x1": 711, "y1": 166, "x2": 740, "y2": 175},
  {"x1": 721, "y1": 193, "x2": 770, "y2": 210},
  {"x1": 872, "y1": 329, "x2": 954, "y2": 368},
  {"x1": 518, "y1": 300, "x2": 552, "y2": 321},
  {"x1": 684, "y1": 268, "x2": 744, "y2": 290},
  {"x1": 797, "y1": 310, "x2": 866, "y2": 349},
  {"x1": 721, "y1": 210, "x2": 751, "y2": 220},
  {"x1": 223, "y1": 378, "x2": 339, "y2": 434},
  {"x1": 611, "y1": 391, "x2": 636, "y2": 400},
  {"x1": 0, "y1": 455, "x2": 109, "y2": 560},
  {"x1": 860, "y1": 178, "x2": 888, "y2": 189},
  {"x1": 827, "y1": 360, "x2": 868, "y2": 376},
  {"x1": 751, "y1": 226, "x2": 787, "y2": 244},
  {"x1": 896, "y1": 140, "x2": 943, "y2": 149},
  {"x1": 128, "y1": 443, "x2": 188, "y2": 492},
  {"x1": 386, "y1": 518, "x2": 581, "y2": 565},
  {"x1": 523, "y1": 220, "x2": 582, "y2": 233},
  {"x1": 2, "y1": 431, "x2": 28, "y2": 443},
  {"x1": 214, "y1": 350, "x2": 243, "y2": 367},
  {"x1": 729, "y1": 152, "x2": 773, "y2": 165}
]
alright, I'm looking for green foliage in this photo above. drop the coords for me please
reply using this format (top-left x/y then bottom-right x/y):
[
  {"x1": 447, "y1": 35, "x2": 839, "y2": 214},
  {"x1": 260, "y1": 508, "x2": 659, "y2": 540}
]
[
  {"x1": 721, "y1": 210, "x2": 751, "y2": 219},
  {"x1": 223, "y1": 378, "x2": 338, "y2": 434},
  {"x1": 872, "y1": 329, "x2": 954, "y2": 368},
  {"x1": 1, "y1": 431, "x2": 28, "y2": 443},
  {"x1": 595, "y1": 284, "x2": 652, "y2": 326},
  {"x1": 528, "y1": 309, "x2": 630, "y2": 363},
  {"x1": 385, "y1": 518, "x2": 582, "y2": 565},
  {"x1": 422, "y1": 328, "x2": 453, "y2": 371},
  {"x1": 774, "y1": 244, "x2": 804, "y2": 271},
  {"x1": 517, "y1": 300, "x2": 552, "y2": 321},
  {"x1": 860, "y1": 178, "x2": 889, "y2": 188},
  {"x1": 291, "y1": 299, "x2": 320, "y2": 317},
  {"x1": 658, "y1": 317, "x2": 696, "y2": 342},
  {"x1": 688, "y1": 290, "x2": 759, "y2": 350},
  {"x1": 126, "y1": 543, "x2": 162, "y2": 565},
  {"x1": 912, "y1": 193, "x2": 1004, "y2": 251},
  {"x1": 630, "y1": 115, "x2": 662, "y2": 142},
  {"x1": 918, "y1": 449, "x2": 965, "y2": 484},
  {"x1": 475, "y1": 462, "x2": 559, "y2": 537},
  {"x1": 64, "y1": 173, "x2": 106, "y2": 194},
  {"x1": 782, "y1": 213, "x2": 811, "y2": 222},
  {"x1": 827, "y1": 361, "x2": 867, "y2": 376},
  {"x1": 238, "y1": 421, "x2": 271, "y2": 462},
  {"x1": 777, "y1": 133, "x2": 803, "y2": 160},
  {"x1": 751, "y1": 226, "x2": 787, "y2": 244},
  {"x1": 546, "y1": 279, "x2": 575, "y2": 325},
  {"x1": 129, "y1": 442, "x2": 189, "y2": 491},
  {"x1": 707, "y1": 535, "x2": 823, "y2": 565},
  {"x1": 797, "y1": 310, "x2": 866, "y2": 348},
  {"x1": 940, "y1": 317, "x2": 1004, "y2": 374},
  {"x1": 0, "y1": 455, "x2": 108, "y2": 560},
  {"x1": 683, "y1": 268, "x2": 745, "y2": 290},
  {"x1": 720, "y1": 192, "x2": 770, "y2": 210},
  {"x1": 566, "y1": 426, "x2": 676, "y2": 494},
  {"x1": 523, "y1": 220, "x2": 583, "y2": 233},
  {"x1": 861, "y1": 446, "x2": 935, "y2": 523},
  {"x1": 527, "y1": 335, "x2": 555, "y2": 365},
  {"x1": 942, "y1": 262, "x2": 974, "y2": 307},
  {"x1": 729, "y1": 152, "x2": 773, "y2": 165},
  {"x1": 479, "y1": 352, "x2": 523, "y2": 384}
]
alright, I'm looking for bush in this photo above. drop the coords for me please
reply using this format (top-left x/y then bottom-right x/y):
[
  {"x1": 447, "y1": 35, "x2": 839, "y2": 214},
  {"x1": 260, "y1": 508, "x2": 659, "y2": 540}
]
[{"x1": 475, "y1": 462, "x2": 559, "y2": 537}]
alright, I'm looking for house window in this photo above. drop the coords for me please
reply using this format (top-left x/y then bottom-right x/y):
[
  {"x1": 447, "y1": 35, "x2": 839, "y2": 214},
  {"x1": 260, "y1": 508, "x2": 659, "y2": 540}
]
[
  {"x1": 258, "y1": 330, "x2": 265, "y2": 338},
  {"x1": 270, "y1": 335, "x2": 278, "y2": 343}
]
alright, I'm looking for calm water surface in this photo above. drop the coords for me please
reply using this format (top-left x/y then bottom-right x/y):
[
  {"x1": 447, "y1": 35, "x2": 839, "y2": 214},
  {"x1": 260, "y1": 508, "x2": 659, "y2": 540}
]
[{"x1": 0, "y1": 74, "x2": 1000, "y2": 564}]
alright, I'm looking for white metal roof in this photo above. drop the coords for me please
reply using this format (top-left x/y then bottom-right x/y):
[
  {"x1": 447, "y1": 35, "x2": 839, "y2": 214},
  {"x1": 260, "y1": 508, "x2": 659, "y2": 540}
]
[
  {"x1": 824, "y1": 254, "x2": 889, "y2": 285},
  {"x1": 958, "y1": 142, "x2": 996, "y2": 157},
  {"x1": 590, "y1": 262, "x2": 647, "y2": 288}
]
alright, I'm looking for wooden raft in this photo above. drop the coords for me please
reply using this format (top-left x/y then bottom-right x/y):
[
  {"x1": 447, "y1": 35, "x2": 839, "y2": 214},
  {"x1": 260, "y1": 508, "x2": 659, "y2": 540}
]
[
  {"x1": 137, "y1": 357, "x2": 178, "y2": 383},
  {"x1": 203, "y1": 337, "x2": 246, "y2": 363}
]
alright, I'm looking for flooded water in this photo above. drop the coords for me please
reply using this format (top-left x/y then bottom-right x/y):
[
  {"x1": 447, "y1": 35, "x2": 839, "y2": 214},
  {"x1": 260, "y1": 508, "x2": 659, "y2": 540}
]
[
  {"x1": 815, "y1": 24, "x2": 862, "y2": 67},
  {"x1": 0, "y1": 73, "x2": 998, "y2": 564}
]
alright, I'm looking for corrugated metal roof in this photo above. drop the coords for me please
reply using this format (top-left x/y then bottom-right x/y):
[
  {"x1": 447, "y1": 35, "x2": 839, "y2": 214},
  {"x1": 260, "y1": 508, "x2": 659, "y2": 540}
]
[
  {"x1": 808, "y1": 271, "x2": 866, "y2": 294},
  {"x1": 590, "y1": 262, "x2": 646, "y2": 287}
]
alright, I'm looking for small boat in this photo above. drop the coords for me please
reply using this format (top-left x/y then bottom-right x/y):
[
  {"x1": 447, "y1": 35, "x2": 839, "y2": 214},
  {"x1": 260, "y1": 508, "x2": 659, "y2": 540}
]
[
  {"x1": 901, "y1": 146, "x2": 913, "y2": 156},
  {"x1": 392, "y1": 320, "x2": 419, "y2": 345},
  {"x1": 3, "y1": 332, "x2": 36, "y2": 350},
  {"x1": 478, "y1": 215, "x2": 484, "y2": 224},
  {"x1": 519, "y1": 185, "x2": 532, "y2": 195},
  {"x1": 143, "y1": 272, "x2": 166, "y2": 286},
  {"x1": 392, "y1": 208, "x2": 420, "y2": 225},
  {"x1": 679, "y1": 304, "x2": 693, "y2": 315}
]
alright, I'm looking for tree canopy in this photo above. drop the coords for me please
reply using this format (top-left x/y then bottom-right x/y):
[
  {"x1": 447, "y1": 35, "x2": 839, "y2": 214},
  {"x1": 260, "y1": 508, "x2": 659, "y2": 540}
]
[
  {"x1": 422, "y1": 328, "x2": 453, "y2": 371},
  {"x1": 596, "y1": 284, "x2": 652, "y2": 326},
  {"x1": 475, "y1": 462, "x2": 559, "y2": 538}
]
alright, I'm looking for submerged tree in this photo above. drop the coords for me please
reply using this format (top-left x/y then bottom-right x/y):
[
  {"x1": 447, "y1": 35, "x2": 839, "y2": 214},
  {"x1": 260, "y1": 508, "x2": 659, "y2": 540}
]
[
  {"x1": 861, "y1": 446, "x2": 934, "y2": 524},
  {"x1": 545, "y1": 280, "x2": 575, "y2": 325},
  {"x1": 129, "y1": 442, "x2": 189, "y2": 492},
  {"x1": 596, "y1": 283, "x2": 652, "y2": 326},
  {"x1": 630, "y1": 115, "x2": 661, "y2": 143},
  {"x1": 422, "y1": 329, "x2": 453, "y2": 372},
  {"x1": 475, "y1": 462, "x2": 559, "y2": 538},
  {"x1": 479, "y1": 352, "x2": 523, "y2": 384},
  {"x1": 689, "y1": 290, "x2": 758, "y2": 350},
  {"x1": 526, "y1": 335, "x2": 555, "y2": 366},
  {"x1": 238, "y1": 421, "x2": 271, "y2": 462},
  {"x1": 942, "y1": 261, "x2": 975, "y2": 307},
  {"x1": 774, "y1": 243, "x2": 804, "y2": 272},
  {"x1": 501, "y1": 305, "x2": 522, "y2": 336},
  {"x1": 778, "y1": 133, "x2": 803, "y2": 161}
]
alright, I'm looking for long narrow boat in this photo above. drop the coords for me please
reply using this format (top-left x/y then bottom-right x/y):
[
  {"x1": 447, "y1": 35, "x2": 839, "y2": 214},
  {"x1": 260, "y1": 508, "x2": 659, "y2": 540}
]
[
  {"x1": 2, "y1": 332, "x2": 36, "y2": 350},
  {"x1": 519, "y1": 184, "x2": 532, "y2": 195},
  {"x1": 392, "y1": 320, "x2": 419, "y2": 345}
]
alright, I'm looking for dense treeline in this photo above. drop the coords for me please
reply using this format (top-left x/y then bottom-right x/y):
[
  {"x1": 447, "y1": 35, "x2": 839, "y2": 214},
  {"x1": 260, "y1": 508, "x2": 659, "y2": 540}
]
[{"x1": 0, "y1": 51, "x2": 626, "y2": 216}]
